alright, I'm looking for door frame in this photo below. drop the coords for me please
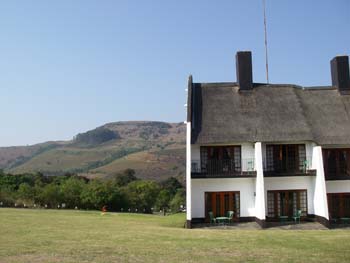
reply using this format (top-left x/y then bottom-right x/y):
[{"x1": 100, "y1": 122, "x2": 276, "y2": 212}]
[
  {"x1": 327, "y1": 193, "x2": 350, "y2": 219},
  {"x1": 204, "y1": 191, "x2": 240, "y2": 222},
  {"x1": 267, "y1": 189, "x2": 308, "y2": 220}
]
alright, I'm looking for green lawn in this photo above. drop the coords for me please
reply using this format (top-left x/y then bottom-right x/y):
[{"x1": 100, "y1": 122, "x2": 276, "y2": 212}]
[{"x1": 0, "y1": 208, "x2": 349, "y2": 263}]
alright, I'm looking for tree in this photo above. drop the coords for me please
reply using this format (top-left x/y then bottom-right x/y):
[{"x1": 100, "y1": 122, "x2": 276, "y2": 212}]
[
  {"x1": 60, "y1": 177, "x2": 86, "y2": 208},
  {"x1": 80, "y1": 180, "x2": 124, "y2": 211},
  {"x1": 0, "y1": 187, "x2": 16, "y2": 207},
  {"x1": 160, "y1": 177, "x2": 183, "y2": 196},
  {"x1": 169, "y1": 188, "x2": 186, "y2": 213},
  {"x1": 125, "y1": 180, "x2": 159, "y2": 213},
  {"x1": 114, "y1": 169, "x2": 137, "y2": 186},
  {"x1": 156, "y1": 189, "x2": 171, "y2": 216},
  {"x1": 39, "y1": 183, "x2": 63, "y2": 208},
  {"x1": 17, "y1": 183, "x2": 36, "y2": 201}
]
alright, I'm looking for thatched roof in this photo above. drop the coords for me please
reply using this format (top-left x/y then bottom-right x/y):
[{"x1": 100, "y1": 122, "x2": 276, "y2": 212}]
[{"x1": 189, "y1": 82, "x2": 350, "y2": 145}]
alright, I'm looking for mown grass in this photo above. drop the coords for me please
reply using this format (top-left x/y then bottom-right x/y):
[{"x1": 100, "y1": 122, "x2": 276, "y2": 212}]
[{"x1": 0, "y1": 208, "x2": 349, "y2": 263}]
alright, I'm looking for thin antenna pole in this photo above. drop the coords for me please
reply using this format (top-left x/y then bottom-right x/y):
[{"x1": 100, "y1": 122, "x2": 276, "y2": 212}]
[{"x1": 263, "y1": 0, "x2": 269, "y2": 84}]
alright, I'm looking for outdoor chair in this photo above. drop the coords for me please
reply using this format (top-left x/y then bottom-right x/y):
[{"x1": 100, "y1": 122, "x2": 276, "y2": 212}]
[
  {"x1": 293, "y1": 210, "x2": 302, "y2": 224},
  {"x1": 303, "y1": 160, "x2": 310, "y2": 173},
  {"x1": 227, "y1": 211, "x2": 234, "y2": 223},
  {"x1": 209, "y1": 211, "x2": 216, "y2": 224}
]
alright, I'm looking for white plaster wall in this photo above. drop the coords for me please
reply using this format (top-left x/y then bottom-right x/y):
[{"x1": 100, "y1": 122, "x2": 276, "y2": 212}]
[
  {"x1": 186, "y1": 122, "x2": 192, "y2": 220},
  {"x1": 326, "y1": 181, "x2": 350, "y2": 193},
  {"x1": 264, "y1": 176, "x2": 315, "y2": 215},
  {"x1": 305, "y1": 142, "x2": 315, "y2": 163},
  {"x1": 311, "y1": 146, "x2": 329, "y2": 219},
  {"x1": 191, "y1": 178, "x2": 256, "y2": 218},
  {"x1": 254, "y1": 142, "x2": 266, "y2": 220}
]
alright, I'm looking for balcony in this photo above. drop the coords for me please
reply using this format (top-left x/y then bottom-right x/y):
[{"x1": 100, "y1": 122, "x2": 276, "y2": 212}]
[
  {"x1": 263, "y1": 156, "x2": 316, "y2": 177},
  {"x1": 191, "y1": 159, "x2": 256, "y2": 179}
]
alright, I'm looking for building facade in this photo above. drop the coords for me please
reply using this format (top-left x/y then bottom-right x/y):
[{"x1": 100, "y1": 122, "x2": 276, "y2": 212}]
[{"x1": 186, "y1": 51, "x2": 350, "y2": 228}]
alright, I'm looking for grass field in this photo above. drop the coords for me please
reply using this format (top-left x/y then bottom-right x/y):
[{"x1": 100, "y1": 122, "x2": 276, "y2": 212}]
[{"x1": 0, "y1": 208, "x2": 350, "y2": 263}]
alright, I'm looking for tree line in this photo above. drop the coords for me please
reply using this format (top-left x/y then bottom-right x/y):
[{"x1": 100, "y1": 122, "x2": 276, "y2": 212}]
[{"x1": 0, "y1": 169, "x2": 185, "y2": 214}]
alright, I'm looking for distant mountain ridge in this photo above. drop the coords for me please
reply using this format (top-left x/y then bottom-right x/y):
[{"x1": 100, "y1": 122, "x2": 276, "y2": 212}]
[{"x1": 0, "y1": 121, "x2": 186, "y2": 181}]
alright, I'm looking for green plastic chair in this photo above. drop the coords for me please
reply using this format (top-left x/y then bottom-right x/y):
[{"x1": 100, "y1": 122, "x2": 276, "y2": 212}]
[
  {"x1": 293, "y1": 210, "x2": 302, "y2": 224},
  {"x1": 227, "y1": 211, "x2": 234, "y2": 223},
  {"x1": 209, "y1": 211, "x2": 216, "y2": 224},
  {"x1": 247, "y1": 160, "x2": 254, "y2": 171},
  {"x1": 303, "y1": 160, "x2": 309, "y2": 172}
]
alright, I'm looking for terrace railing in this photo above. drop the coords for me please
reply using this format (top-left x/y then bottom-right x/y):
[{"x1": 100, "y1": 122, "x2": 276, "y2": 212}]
[
  {"x1": 263, "y1": 156, "x2": 315, "y2": 176},
  {"x1": 191, "y1": 159, "x2": 256, "y2": 178}
]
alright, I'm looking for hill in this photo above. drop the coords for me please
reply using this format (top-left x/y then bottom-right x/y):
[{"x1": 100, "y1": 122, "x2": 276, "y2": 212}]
[{"x1": 0, "y1": 121, "x2": 185, "y2": 181}]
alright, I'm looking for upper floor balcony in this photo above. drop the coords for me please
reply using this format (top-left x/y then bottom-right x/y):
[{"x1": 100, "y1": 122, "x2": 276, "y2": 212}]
[
  {"x1": 263, "y1": 144, "x2": 316, "y2": 177},
  {"x1": 191, "y1": 158, "x2": 256, "y2": 178},
  {"x1": 191, "y1": 145, "x2": 256, "y2": 179},
  {"x1": 190, "y1": 144, "x2": 317, "y2": 179}
]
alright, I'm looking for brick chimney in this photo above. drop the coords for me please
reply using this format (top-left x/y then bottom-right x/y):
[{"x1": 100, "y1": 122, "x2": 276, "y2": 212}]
[
  {"x1": 331, "y1": 55, "x2": 350, "y2": 92},
  {"x1": 236, "y1": 51, "x2": 253, "y2": 91}
]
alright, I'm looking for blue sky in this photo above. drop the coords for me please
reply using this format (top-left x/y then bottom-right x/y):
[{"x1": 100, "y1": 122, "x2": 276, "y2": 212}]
[{"x1": 0, "y1": 0, "x2": 349, "y2": 146}]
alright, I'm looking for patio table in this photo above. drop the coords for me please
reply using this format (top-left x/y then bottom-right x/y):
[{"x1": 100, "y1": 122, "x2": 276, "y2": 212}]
[
  {"x1": 340, "y1": 218, "x2": 350, "y2": 224},
  {"x1": 279, "y1": 216, "x2": 289, "y2": 223},
  {"x1": 216, "y1": 217, "x2": 229, "y2": 224}
]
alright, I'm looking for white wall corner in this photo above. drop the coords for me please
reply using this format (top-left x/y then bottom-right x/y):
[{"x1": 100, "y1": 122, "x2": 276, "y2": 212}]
[
  {"x1": 254, "y1": 142, "x2": 266, "y2": 220},
  {"x1": 312, "y1": 146, "x2": 329, "y2": 220},
  {"x1": 186, "y1": 122, "x2": 192, "y2": 220}
]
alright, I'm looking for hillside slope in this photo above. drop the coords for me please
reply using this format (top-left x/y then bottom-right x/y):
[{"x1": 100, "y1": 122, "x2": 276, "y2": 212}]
[{"x1": 0, "y1": 121, "x2": 185, "y2": 181}]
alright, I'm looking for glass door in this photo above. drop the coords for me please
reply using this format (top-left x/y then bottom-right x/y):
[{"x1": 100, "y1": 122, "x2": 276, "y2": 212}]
[
  {"x1": 205, "y1": 192, "x2": 240, "y2": 221},
  {"x1": 267, "y1": 190, "x2": 307, "y2": 219}
]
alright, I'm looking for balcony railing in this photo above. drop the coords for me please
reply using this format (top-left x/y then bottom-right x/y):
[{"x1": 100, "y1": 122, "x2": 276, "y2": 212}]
[
  {"x1": 191, "y1": 159, "x2": 256, "y2": 178},
  {"x1": 263, "y1": 156, "x2": 315, "y2": 176}
]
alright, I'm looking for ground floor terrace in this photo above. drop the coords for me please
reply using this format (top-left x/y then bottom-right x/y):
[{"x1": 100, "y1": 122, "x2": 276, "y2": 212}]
[{"x1": 188, "y1": 177, "x2": 350, "y2": 228}]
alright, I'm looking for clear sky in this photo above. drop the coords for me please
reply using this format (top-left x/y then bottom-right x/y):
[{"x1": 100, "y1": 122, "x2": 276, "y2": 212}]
[{"x1": 0, "y1": 0, "x2": 349, "y2": 146}]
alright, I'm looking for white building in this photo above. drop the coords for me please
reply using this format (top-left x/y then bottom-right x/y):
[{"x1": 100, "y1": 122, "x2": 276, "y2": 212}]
[{"x1": 186, "y1": 51, "x2": 350, "y2": 228}]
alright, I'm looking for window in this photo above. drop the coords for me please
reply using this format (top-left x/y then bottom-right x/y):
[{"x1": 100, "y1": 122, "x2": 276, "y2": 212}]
[
  {"x1": 267, "y1": 192, "x2": 275, "y2": 217},
  {"x1": 323, "y1": 149, "x2": 350, "y2": 179},
  {"x1": 265, "y1": 144, "x2": 306, "y2": 173},
  {"x1": 200, "y1": 146, "x2": 241, "y2": 174}
]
